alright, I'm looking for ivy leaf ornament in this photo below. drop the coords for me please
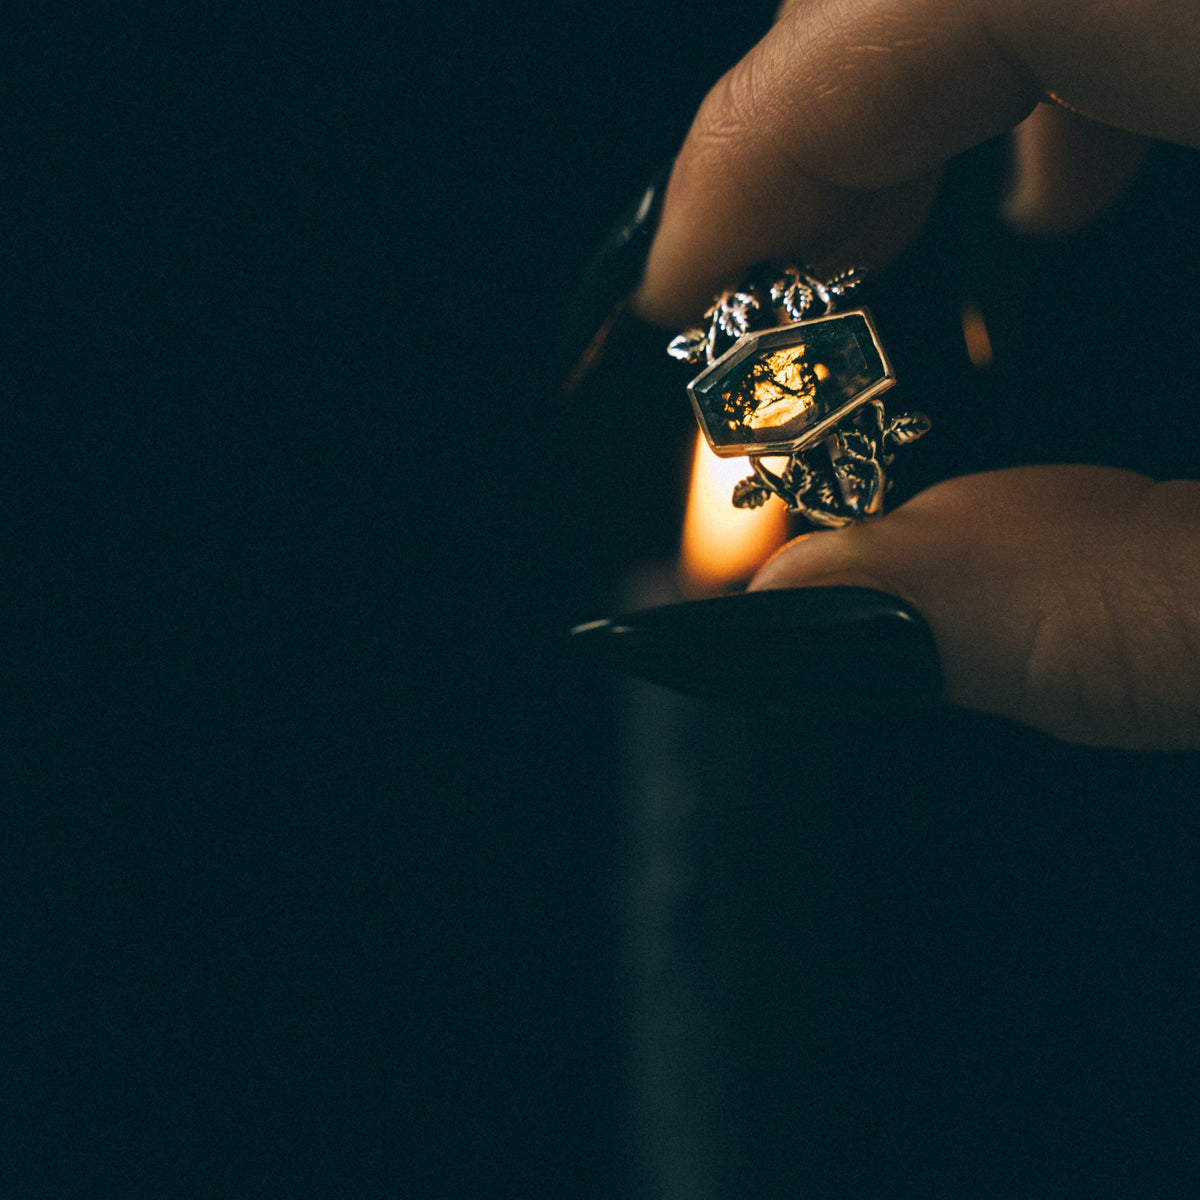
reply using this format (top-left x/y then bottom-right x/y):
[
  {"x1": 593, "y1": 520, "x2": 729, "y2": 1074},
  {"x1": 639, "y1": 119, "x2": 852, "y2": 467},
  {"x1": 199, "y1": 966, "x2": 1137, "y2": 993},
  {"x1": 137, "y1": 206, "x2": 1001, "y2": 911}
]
[{"x1": 667, "y1": 327, "x2": 709, "y2": 364}]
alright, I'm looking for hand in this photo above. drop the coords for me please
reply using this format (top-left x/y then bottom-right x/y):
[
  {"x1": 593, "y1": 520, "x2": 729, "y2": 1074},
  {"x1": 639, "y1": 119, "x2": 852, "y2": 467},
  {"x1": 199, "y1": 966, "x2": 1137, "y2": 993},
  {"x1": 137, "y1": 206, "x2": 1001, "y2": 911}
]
[
  {"x1": 627, "y1": 1, "x2": 1200, "y2": 748},
  {"x1": 634, "y1": 0, "x2": 1200, "y2": 326},
  {"x1": 749, "y1": 467, "x2": 1200, "y2": 749}
]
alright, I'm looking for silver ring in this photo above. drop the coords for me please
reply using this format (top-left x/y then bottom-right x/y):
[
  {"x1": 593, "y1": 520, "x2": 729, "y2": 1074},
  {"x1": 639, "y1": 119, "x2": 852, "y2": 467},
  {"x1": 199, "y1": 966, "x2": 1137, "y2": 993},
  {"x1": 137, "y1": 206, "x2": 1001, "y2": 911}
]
[{"x1": 668, "y1": 265, "x2": 930, "y2": 527}]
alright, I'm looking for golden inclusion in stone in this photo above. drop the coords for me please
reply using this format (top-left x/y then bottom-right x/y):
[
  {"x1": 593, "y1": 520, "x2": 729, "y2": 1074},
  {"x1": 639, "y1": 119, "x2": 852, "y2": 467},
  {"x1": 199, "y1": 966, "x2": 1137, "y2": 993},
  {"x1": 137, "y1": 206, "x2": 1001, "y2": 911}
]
[{"x1": 729, "y1": 346, "x2": 829, "y2": 431}]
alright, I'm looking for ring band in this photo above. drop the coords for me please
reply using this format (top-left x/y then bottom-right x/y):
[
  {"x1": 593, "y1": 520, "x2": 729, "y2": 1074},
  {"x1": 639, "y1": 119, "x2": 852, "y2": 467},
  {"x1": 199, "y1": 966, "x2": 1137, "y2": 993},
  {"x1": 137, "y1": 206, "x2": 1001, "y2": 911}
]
[{"x1": 668, "y1": 265, "x2": 929, "y2": 527}]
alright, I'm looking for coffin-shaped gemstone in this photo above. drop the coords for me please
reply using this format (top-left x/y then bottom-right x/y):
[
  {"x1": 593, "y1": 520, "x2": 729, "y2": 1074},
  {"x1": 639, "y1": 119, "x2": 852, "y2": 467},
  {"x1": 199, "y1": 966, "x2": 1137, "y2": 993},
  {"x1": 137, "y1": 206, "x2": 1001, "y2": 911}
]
[{"x1": 687, "y1": 309, "x2": 895, "y2": 457}]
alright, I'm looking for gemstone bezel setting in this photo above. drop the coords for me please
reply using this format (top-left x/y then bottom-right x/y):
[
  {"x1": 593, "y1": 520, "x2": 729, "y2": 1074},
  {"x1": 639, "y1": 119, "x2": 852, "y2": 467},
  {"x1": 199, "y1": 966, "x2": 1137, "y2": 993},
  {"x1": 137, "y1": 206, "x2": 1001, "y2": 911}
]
[{"x1": 686, "y1": 308, "x2": 896, "y2": 458}]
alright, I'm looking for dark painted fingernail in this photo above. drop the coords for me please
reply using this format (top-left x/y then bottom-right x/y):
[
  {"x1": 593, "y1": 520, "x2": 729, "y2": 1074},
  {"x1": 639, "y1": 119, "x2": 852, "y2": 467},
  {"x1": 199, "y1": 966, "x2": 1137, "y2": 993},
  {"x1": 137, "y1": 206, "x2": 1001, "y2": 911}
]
[
  {"x1": 570, "y1": 587, "x2": 942, "y2": 710},
  {"x1": 559, "y1": 161, "x2": 672, "y2": 400}
]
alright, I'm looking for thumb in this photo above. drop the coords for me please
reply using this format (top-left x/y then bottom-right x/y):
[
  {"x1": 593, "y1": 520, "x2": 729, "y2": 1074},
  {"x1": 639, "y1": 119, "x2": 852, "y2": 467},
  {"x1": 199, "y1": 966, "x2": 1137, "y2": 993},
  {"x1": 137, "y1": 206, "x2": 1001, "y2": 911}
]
[{"x1": 749, "y1": 466, "x2": 1200, "y2": 750}]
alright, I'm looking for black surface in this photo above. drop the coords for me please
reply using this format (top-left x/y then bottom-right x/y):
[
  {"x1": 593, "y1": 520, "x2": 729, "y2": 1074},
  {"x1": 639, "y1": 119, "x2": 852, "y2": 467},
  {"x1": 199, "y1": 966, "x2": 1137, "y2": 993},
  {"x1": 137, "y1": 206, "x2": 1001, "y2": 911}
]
[
  {"x1": 4, "y1": 4, "x2": 773, "y2": 1197},
  {"x1": 6, "y1": 2, "x2": 1200, "y2": 1197}
]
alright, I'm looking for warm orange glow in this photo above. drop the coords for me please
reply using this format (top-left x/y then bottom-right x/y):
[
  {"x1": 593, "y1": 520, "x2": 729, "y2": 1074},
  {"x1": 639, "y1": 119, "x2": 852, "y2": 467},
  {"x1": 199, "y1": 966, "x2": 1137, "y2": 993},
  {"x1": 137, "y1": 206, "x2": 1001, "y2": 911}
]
[
  {"x1": 678, "y1": 433, "x2": 789, "y2": 596},
  {"x1": 961, "y1": 300, "x2": 994, "y2": 369}
]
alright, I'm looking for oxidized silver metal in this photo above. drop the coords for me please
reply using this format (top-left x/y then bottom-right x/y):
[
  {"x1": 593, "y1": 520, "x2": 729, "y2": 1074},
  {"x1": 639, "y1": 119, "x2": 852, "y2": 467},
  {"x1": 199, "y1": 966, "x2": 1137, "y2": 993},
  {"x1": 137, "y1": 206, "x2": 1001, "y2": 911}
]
[{"x1": 669, "y1": 265, "x2": 930, "y2": 527}]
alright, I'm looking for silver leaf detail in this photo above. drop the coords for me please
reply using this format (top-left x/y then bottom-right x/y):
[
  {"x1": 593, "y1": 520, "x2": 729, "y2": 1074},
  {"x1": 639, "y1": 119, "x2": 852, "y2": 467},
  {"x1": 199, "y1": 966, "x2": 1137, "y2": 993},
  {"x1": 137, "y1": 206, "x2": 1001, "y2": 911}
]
[
  {"x1": 884, "y1": 411, "x2": 932, "y2": 446},
  {"x1": 667, "y1": 328, "x2": 709, "y2": 363},
  {"x1": 838, "y1": 429, "x2": 874, "y2": 461},
  {"x1": 824, "y1": 268, "x2": 865, "y2": 301},
  {"x1": 811, "y1": 478, "x2": 839, "y2": 508},
  {"x1": 783, "y1": 456, "x2": 814, "y2": 494},
  {"x1": 731, "y1": 478, "x2": 769, "y2": 509},
  {"x1": 770, "y1": 268, "x2": 815, "y2": 321},
  {"x1": 834, "y1": 457, "x2": 877, "y2": 488},
  {"x1": 715, "y1": 291, "x2": 759, "y2": 339}
]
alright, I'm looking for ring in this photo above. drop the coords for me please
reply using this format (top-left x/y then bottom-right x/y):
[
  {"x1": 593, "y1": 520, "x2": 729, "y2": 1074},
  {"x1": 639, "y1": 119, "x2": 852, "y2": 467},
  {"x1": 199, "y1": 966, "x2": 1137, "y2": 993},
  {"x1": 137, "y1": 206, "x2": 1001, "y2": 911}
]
[{"x1": 668, "y1": 265, "x2": 930, "y2": 527}]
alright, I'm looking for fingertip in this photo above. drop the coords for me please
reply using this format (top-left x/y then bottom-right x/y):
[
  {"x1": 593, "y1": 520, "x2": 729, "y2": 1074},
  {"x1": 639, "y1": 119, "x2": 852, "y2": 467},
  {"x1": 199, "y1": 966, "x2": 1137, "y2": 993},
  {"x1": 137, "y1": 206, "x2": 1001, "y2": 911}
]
[
  {"x1": 746, "y1": 524, "x2": 908, "y2": 601},
  {"x1": 745, "y1": 531, "x2": 820, "y2": 592},
  {"x1": 633, "y1": 170, "x2": 940, "y2": 328}
]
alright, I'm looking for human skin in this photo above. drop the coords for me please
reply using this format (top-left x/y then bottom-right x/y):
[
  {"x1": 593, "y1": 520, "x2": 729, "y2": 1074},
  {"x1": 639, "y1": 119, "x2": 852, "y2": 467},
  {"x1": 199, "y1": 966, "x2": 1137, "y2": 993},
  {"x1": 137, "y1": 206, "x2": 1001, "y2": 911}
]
[
  {"x1": 633, "y1": 0, "x2": 1200, "y2": 749},
  {"x1": 635, "y1": 0, "x2": 1196, "y2": 325}
]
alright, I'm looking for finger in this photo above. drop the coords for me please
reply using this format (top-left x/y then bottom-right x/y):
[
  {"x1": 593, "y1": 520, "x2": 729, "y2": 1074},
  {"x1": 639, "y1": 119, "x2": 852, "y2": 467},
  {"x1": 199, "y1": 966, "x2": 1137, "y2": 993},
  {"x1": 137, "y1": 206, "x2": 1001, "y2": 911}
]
[
  {"x1": 634, "y1": 0, "x2": 1042, "y2": 325},
  {"x1": 1004, "y1": 103, "x2": 1151, "y2": 236},
  {"x1": 634, "y1": 0, "x2": 1200, "y2": 327},
  {"x1": 748, "y1": 467, "x2": 1200, "y2": 750}
]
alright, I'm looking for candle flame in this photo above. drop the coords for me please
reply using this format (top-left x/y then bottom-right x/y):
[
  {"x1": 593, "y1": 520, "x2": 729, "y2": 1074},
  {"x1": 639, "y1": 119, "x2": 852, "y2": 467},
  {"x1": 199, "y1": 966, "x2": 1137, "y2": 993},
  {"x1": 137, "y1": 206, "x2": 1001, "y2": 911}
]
[
  {"x1": 961, "y1": 300, "x2": 994, "y2": 369},
  {"x1": 678, "y1": 433, "x2": 789, "y2": 596}
]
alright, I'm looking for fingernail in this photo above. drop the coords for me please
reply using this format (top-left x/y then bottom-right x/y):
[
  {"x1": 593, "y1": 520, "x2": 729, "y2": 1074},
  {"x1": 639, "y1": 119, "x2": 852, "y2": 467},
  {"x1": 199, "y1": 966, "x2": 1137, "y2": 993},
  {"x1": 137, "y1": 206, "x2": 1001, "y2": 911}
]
[
  {"x1": 559, "y1": 161, "x2": 672, "y2": 399},
  {"x1": 570, "y1": 587, "x2": 942, "y2": 710}
]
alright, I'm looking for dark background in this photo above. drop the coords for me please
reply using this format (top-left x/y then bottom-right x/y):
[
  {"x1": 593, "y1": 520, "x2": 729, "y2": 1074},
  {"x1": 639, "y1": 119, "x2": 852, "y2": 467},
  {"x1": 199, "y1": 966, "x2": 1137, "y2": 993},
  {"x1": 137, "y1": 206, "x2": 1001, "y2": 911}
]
[
  {"x1": 6, "y1": 2, "x2": 1200, "y2": 1197},
  {"x1": 6, "y1": 3, "x2": 773, "y2": 1195}
]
